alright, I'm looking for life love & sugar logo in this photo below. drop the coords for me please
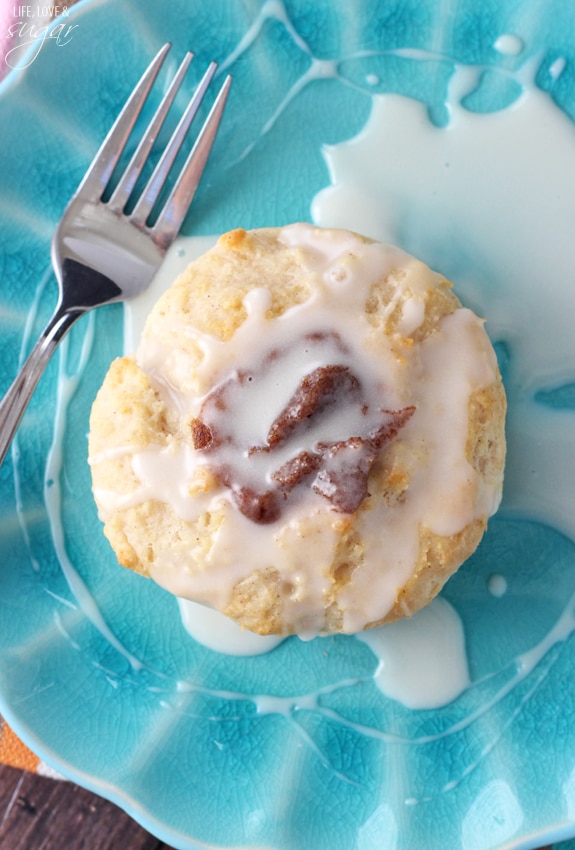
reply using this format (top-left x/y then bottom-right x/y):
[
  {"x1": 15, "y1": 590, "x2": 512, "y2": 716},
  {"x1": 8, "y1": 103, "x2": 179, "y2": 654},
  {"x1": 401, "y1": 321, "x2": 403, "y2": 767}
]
[{"x1": 2, "y1": 5, "x2": 79, "y2": 72}]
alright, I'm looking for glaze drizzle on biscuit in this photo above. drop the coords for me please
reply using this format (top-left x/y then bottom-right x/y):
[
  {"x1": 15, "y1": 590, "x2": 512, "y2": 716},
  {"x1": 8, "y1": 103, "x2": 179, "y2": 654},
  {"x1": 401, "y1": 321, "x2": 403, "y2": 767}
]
[{"x1": 193, "y1": 336, "x2": 415, "y2": 523}]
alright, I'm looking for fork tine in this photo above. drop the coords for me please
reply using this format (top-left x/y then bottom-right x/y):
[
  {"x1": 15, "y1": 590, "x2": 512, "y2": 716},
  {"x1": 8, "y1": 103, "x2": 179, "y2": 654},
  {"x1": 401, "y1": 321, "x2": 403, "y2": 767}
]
[
  {"x1": 76, "y1": 43, "x2": 171, "y2": 204},
  {"x1": 129, "y1": 60, "x2": 219, "y2": 229},
  {"x1": 107, "y1": 50, "x2": 194, "y2": 215},
  {"x1": 151, "y1": 74, "x2": 232, "y2": 249}
]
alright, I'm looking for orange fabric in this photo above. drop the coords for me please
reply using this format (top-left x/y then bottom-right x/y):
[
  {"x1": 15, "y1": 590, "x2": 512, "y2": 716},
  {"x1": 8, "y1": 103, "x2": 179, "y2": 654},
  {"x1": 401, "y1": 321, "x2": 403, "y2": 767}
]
[{"x1": 0, "y1": 719, "x2": 40, "y2": 772}]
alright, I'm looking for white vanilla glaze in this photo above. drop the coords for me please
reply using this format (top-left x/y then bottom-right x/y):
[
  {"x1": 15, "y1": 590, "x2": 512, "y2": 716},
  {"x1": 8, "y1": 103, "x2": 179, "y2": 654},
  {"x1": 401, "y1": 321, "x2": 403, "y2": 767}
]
[
  {"x1": 312, "y1": 80, "x2": 575, "y2": 546},
  {"x1": 91, "y1": 223, "x2": 502, "y2": 636},
  {"x1": 177, "y1": 599, "x2": 284, "y2": 655},
  {"x1": 357, "y1": 597, "x2": 470, "y2": 709},
  {"x1": 487, "y1": 574, "x2": 508, "y2": 598},
  {"x1": 182, "y1": 312, "x2": 406, "y2": 497}
]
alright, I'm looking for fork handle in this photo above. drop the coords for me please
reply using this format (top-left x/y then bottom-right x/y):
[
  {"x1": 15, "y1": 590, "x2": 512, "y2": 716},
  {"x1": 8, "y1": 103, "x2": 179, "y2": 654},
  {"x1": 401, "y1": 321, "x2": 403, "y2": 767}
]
[{"x1": 0, "y1": 306, "x2": 82, "y2": 468}]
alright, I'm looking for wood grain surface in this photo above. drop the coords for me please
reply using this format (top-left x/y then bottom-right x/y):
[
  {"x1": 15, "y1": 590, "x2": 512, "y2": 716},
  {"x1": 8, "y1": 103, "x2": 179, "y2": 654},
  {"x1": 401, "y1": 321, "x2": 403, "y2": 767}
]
[{"x1": 0, "y1": 765, "x2": 176, "y2": 850}]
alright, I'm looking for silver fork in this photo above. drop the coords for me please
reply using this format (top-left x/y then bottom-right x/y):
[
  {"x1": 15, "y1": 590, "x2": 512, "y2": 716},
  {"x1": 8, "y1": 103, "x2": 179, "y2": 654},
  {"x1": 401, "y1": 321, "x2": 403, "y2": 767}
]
[{"x1": 0, "y1": 43, "x2": 231, "y2": 467}]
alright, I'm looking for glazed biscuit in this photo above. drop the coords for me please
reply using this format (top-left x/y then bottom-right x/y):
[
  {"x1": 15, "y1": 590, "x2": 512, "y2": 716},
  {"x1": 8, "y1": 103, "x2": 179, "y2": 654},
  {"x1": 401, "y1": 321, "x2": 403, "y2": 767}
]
[{"x1": 89, "y1": 224, "x2": 506, "y2": 636}]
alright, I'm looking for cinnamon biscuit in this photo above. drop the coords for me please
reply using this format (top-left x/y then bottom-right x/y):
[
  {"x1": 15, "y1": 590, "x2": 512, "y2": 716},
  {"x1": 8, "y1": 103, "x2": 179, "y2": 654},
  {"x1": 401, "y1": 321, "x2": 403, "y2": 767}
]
[{"x1": 89, "y1": 224, "x2": 506, "y2": 636}]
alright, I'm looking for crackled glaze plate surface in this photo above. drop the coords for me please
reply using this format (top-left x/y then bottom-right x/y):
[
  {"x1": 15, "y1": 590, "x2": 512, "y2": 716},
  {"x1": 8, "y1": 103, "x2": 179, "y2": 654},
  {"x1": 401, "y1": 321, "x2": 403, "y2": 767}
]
[{"x1": 2, "y1": 1, "x2": 575, "y2": 849}]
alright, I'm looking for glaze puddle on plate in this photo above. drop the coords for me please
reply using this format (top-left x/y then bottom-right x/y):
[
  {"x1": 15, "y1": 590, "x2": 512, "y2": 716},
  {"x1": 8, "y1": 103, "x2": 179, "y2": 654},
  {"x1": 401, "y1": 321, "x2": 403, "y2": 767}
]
[{"x1": 178, "y1": 599, "x2": 284, "y2": 656}]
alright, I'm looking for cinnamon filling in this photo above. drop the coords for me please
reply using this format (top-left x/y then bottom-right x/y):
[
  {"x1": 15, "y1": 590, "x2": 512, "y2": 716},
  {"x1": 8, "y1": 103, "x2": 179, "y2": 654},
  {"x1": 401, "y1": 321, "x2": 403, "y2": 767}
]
[{"x1": 191, "y1": 338, "x2": 414, "y2": 524}]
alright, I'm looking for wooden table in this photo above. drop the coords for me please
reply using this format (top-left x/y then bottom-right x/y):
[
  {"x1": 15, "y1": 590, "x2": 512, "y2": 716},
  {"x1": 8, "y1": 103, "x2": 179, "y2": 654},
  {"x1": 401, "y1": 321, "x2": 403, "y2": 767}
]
[{"x1": 0, "y1": 764, "x2": 176, "y2": 849}]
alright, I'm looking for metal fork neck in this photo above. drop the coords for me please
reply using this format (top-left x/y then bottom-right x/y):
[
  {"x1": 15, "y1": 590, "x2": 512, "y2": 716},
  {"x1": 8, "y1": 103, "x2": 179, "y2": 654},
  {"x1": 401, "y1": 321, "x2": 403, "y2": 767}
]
[{"x1": 0, "y1": 303, "x2": 82, "y2": 468}]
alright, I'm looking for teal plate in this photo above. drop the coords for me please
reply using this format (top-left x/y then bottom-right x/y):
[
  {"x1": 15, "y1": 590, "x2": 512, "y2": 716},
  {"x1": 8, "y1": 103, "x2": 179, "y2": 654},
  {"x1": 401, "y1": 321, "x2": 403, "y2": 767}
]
[{"x1": 2, "y1": 1, "x2": 575, "y2": 849}]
